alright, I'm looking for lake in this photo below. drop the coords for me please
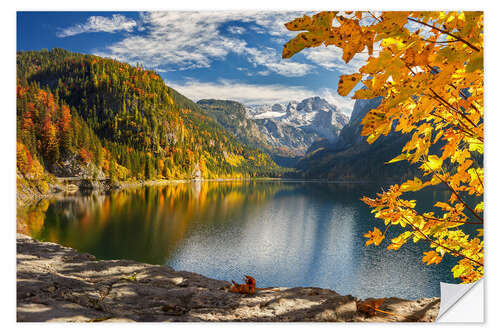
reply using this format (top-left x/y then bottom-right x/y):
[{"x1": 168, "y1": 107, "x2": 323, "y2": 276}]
[{"x1": 18, "y1": 180, "x2": 468, "y2": 300}]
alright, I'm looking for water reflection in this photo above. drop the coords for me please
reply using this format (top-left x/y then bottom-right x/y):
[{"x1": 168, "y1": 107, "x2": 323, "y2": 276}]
[{"x1": 19, "y1": 180, "x2": 467, "y2": 299}]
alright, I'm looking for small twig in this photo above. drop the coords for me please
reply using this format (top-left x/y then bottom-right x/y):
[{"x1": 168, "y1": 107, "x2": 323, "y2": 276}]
[
  {"x1": 368, "y1": 11, "x2": 382, "y2": 23},
  {"x1": 397, "y1": 199, "x2": 483, "y2": 225},
  {"x1": 420, "y1": 38, "x2": 460, "y2": 44},
  {"x1": 431, "y1": 171, "x2": 484, "y2": 223},
  {"x1": 429, "y1": 87, "x2": 479, "y2": 130},
  {"x1": 401, "y1": 215, "x2": 483, "y2": 267},
  {"x1": 407, "y1": 17, "x2": 481, "y2": 52}
]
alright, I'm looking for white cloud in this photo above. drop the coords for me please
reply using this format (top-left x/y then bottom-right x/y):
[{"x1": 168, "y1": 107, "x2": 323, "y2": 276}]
[
  {"x1": 249, "y1": 25, "x2": 266, "y2": 34},
  {"x1": 167, "y1": 79, "x2": 315, "y2": 105},
  {"x1": 270, "y1": 37, "x2": 287, "y2": 45},
  {"x1": 166, "y1": 79, "x2": 355, "y2": 115},
  {"x1": 59, "y1": 12, "x2": 384, "y2": 77},
  {"x1": 244, "y1": 46, "x2": 314, "y2": 77},
  {"x1": 57, "y1": 14, "x2": 137, "y2": 37},
  {"x1": 94, "y1": 11, "x2": 311, "y2": 76},
  {"x1": 302, "y1": 45, "x2": 369, "y2": 75},
  {"x1": 319, "y1": 88, "x2": 356, "y2": 116},
  {"x1": 255, "y1": 70, "x2": 270, "y2": 76},
  {"x1": 227, "y1": 26, "x2": 246, "y2": 34}
]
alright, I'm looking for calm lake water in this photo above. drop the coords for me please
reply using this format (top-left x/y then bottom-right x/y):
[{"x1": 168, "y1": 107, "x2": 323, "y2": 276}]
[{"x1": 19, "y1": 180, "x2": 470, "y2": 300}]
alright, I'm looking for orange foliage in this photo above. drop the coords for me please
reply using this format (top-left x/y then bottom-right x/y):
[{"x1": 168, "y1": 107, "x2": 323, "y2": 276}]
[
  {"x1": 356, "y1": 298, "x2": 394, "y2": 316},
  {"x1": 229, "y1": 275, "x2": 256, "y2": 295},
  {"x1": 79, "y1": 147, "x2": 93, "y2": 163},
  {"x1": 17, "y1": 142, "x2": 33, "y2": 174}
]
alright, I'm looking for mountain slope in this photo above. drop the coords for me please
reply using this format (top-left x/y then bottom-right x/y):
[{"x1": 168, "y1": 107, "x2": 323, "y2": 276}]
[
  {"x1": 16, "y1": 48, "x2": 281, "y2": 183},
  {"x1": 196, "y1": 99, "x2": 267, "y2": 149}
]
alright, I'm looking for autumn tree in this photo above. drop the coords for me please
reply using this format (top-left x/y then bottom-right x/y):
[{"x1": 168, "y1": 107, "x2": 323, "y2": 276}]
[
  {"x1": 40, "y1": 115, "x2": 60, "y2": 165},
  {"x1": 58, "y1": 105, "x2": 73, "y2": 155},
  {"x1": 283, "y1": 11, "x2": 483, "y2": 282},
  {"x1": 17, "y1": 142, "x2": 33, "y2": 175}
]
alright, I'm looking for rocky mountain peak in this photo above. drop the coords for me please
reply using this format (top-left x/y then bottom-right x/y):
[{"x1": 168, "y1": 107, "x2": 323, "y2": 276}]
[
  {"x1": 297, "y1": 96, "x2": 334, "y2": 113},
  {"x1": 271, "y1": 103, "x2": 286, "y2": 113}
]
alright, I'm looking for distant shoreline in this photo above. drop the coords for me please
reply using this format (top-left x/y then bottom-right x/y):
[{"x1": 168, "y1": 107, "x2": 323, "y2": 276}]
[
  {"x1": 17, "y1": 176, "x2": 281, "y2": 207},
  {"x1": 16, "y1": 176, "x2": 449, "y2": 208}
]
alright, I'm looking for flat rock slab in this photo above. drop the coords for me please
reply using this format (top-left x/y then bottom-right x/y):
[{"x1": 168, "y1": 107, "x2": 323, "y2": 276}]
[{"x1": 17, "y1": 233, "x2": 440, "y2": 322}]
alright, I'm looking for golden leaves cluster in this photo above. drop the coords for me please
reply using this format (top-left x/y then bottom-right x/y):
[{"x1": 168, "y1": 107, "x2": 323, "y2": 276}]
[
  {"x1": 283, "y1": 11, "x2": 375, "y2": 63},
  {"x1": 283, "y1": 11, "x2": 483, "y2": 283}
]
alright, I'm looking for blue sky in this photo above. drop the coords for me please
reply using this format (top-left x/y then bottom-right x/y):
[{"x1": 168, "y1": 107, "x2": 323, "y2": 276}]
[{"x1": 17, "y1": 11, "x2": 370, "y2": 114}]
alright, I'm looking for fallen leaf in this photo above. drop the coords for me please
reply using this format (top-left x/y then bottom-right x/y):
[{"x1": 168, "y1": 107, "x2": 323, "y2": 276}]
[
  {"x1": 229, "y1": 275, "x2": 256, "y2": 295},
  {"x1": 356, "y1": 298, "x2": 386, "y2": 316}
]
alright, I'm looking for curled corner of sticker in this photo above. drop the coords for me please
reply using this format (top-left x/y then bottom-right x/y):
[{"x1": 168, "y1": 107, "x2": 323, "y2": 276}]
[{"x1": 436, "y1": 278, "x2": 484, "y2": 322}]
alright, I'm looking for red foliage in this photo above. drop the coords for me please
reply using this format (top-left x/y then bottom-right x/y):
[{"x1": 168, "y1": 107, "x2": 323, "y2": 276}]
[
  {"x1": 229, "y1": 275, "x2": 256, "y2": 295},
  {"x1": 59, "y1": 105, "x2": 72, "y2": 132},
  {"x1": 22, "y1": 110, "x2": 34, "y2": 132},
  {"x1": 17, "y1": 85, "x2": 28, "y2": 97},
  {"x1": 79, "y1": 147, "x2": 93, "y2": 163}
]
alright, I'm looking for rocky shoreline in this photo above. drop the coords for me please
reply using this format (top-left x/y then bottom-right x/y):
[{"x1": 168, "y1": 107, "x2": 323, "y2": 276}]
[{"x1": 17, "y1": 233, "x2": 440, "y2": 322}]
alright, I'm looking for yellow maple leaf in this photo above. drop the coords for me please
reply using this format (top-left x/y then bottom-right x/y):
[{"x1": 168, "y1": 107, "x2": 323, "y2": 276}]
[
  {"x1": 364, "y1": 227, "x2": 384, "y2": 246},
  {"x1": 422, "y1": 251, "x2": 443, "y2": 265},
  {"x1": 284, "y1": 15, "x2": 314, "y2": 31},
  {"x1": 400, "y1": 177, "x2": 424, "y2": 192},
  {"x1": 338, "y1": 74, "x2": 363, "y2": 96},
  {"x1": 424, "y1": 155, "x2": 443, "y2": 172}
]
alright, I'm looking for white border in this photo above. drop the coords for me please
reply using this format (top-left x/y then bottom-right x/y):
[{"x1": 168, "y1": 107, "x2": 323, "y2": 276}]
[{"x1": 3, "y1": 1, "x2": 496, "y2": 332}]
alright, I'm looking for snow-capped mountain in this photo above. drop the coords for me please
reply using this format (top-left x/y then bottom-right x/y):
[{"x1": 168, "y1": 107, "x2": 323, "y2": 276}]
[
  {"x1": 246, "y1": 103, "x2": 287, "y2": 119},
  {"x1": 197, "y1": 97, "x2": 349, "y2": 165},
  {"x1": 245, "y1": 97, "x2": 349, "y2": 153}
]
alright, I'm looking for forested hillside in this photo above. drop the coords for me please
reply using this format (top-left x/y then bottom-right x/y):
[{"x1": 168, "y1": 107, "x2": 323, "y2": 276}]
[
  {"x1": 16, "y1": 48, "x2": 281, "y2": 193},
  {"x1": 197, "y1": 99, "x2": 266, "y2": 149}
]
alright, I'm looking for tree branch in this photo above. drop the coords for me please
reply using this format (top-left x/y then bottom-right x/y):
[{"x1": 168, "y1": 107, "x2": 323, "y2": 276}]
[
  {"x1": 420, "y1": 38, "x2": 460, "y2": 44},
  {"x1": 426, "y1": 106, "x2": 478, "y2": 139},
  {"x1": 426, "y1": 166, "x2": 484, "y2": 223},
  {"x1": 368, "y1": 11, "x2": 382, "y2": 23},
  {"x1": 426, "y1": 64, "x2": 483, "y2": 125},
  {"x1": 397, "y1": 199, "x2": 483, "y2": 225},
  {"x1": 428, "y1": 87, "x2": 479, "y2": 130},
  {"x1": 404, "y1": 63, "x2": 480, "y2": 139},
  {"x1": 407, "y1": 17, "x2": 481, "y2": 52},
  {"x1": 401, "y1": 215, "x2": 483, "y2": 267}
]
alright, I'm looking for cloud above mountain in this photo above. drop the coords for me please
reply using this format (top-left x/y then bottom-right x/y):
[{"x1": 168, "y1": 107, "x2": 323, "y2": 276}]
[
  {"x1": 57, "y1": 14, "x2": 137, "y2": 37},
  {"x1": 166, "y1": 78, "x2": 354, "y2": 115},
  {"x1": 48, "y1": 11, "x2": 366, "y2": 112}
]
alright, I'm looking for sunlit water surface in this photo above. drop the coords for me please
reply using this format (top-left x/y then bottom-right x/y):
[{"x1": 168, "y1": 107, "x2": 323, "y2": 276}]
[{"x1": 19, "y1": 180, "x2": 473, "y2": 299}]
